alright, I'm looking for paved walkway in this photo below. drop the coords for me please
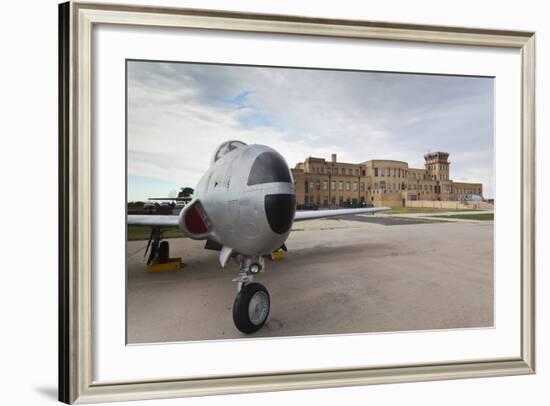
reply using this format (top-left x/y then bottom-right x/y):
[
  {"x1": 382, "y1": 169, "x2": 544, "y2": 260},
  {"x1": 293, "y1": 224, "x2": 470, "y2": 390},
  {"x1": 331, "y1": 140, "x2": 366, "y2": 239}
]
[{"x1": 381, "y1": 210, "x2": 494, "y2": 223}]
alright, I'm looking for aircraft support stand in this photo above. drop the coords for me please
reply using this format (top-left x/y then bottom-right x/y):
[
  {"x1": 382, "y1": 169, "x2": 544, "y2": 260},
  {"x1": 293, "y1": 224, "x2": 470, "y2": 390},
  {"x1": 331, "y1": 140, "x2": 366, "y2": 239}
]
[{"x1": 144, "y1": 227, "x2": 182, "y2": 272}]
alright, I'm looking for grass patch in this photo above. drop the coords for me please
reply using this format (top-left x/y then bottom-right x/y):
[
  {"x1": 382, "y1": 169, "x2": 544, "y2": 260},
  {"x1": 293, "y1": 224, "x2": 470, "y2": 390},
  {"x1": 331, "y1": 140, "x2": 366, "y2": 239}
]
[
  {"x1": 127, "y1": 226, "x2": 186, "y2": 241},
  {"x1": 433, "y1": 213, "x2": 494, "y2": 221},
  {"x1": 384, "y1": 207, "x2": 478, "y2": 214}
]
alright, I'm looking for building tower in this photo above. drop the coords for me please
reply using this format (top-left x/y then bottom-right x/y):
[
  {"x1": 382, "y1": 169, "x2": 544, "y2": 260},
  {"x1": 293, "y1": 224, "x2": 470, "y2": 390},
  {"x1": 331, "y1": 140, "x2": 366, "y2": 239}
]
[{"x1": 424, "y1": 152, "x2": 450, "y2": 181}]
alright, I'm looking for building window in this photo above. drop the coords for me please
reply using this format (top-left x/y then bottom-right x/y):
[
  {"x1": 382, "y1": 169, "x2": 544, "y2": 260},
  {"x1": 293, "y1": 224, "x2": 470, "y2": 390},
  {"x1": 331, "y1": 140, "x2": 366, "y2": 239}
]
[
  {"x1": 348, "y1": 168, "x2": 353, "y2": 175},
  {"x1": 380, "y1": 181, "x2": 386, "y2": 190},
  {"x1": 323, "y1": 181, "x2": 328, "y2": 190},
  {"x1": 304, "y1": 181, "x2": 309, "y2": 193},
  {"x1": 445, "y1": 185, "x2": 452, "y2": 194},
  {"x1": 316, "y1": 180, "x2": 321, "y2": 190},
  {"x1": 331, "y1": 181, "x2": 336, "y2": 191},
  {"x1": 360, "y1": 182, "x2": 364, "y2": 191},
  {"x1": 353, "y1": 182, "x2": 358, "y2": 191},
  {"x1": 374, "y1": 168, "x2": 379, "y2": 177},
  {"x1": 339, "y1": 181, "x2": 344, "y2": 191}
]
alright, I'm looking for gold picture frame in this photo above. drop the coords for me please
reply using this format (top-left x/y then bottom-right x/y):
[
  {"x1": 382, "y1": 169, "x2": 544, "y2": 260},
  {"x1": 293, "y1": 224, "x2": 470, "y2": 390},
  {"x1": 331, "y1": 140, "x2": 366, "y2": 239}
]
[{"x1": 59, "y1": 1, "x2": 535, "y2": 403}]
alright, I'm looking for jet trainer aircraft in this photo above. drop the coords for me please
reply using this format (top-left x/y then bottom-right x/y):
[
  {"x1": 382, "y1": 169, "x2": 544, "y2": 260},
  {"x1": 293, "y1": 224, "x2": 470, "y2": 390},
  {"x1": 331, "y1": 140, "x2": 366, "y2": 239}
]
[{"x1": 129, "y1": 141, "x2": 389, "y2": 334}]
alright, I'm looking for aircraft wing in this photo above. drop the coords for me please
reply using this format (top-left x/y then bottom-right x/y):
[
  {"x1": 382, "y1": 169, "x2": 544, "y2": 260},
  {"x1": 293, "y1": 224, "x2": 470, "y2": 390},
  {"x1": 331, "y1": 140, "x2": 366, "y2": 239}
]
[
  {"x1": 127, "y1": 215, "x2": 179, "y2": 228},
  {"x1": 294, "y1": 207, "x2": 391, "y2": 222}
]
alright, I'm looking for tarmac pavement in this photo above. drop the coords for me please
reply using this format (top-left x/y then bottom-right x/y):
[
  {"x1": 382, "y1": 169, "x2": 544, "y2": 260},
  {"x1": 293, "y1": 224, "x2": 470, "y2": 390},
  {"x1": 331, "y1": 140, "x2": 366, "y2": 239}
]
[{"x1": 127, "y1": 216, "x2": 494, "y2": 343}]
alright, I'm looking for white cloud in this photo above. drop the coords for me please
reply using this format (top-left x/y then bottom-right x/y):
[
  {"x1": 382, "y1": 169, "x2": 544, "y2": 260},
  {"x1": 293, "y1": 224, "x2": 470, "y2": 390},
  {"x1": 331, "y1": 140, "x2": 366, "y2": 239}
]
[{"x1": 127, "y1": 61, "x2": 494, "y2": 200}]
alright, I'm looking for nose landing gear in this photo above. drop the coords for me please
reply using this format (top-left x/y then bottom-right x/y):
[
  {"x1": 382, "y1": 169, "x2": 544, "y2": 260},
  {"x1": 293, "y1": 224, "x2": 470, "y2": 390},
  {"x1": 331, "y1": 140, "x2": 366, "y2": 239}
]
[
  {"x1": 232, "y1": 255, "x2": 270, "y2": 334},
  {"x1": 233, "y1": 283, "x2": 270, "y2": 334}
]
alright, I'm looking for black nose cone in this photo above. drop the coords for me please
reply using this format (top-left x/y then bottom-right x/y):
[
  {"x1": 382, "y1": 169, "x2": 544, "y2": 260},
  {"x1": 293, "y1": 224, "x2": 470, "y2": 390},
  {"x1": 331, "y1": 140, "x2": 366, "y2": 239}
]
[{"x1": 264, "y1": 194, "x2": 296, "y2": 234}]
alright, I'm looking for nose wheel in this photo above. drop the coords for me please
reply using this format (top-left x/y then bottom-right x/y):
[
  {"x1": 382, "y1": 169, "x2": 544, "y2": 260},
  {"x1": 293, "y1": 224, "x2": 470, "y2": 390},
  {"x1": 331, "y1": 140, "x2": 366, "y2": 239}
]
[{"x1": 232, "y1": 282, "x2": 270, "y2": 334}]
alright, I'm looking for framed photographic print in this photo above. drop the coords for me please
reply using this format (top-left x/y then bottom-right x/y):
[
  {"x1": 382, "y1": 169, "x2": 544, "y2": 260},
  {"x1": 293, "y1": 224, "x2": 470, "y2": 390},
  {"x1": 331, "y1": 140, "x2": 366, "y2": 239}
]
[{"x1": 59, "y1": 1, "x2": 535, "y2": 404}]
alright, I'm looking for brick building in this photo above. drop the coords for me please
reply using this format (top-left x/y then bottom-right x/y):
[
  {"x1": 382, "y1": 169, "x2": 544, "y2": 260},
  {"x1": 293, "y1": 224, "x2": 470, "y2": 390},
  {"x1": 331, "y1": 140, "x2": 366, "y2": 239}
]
[{"x1": 291, "y1": 151, "x2": 483, "y2": 208}]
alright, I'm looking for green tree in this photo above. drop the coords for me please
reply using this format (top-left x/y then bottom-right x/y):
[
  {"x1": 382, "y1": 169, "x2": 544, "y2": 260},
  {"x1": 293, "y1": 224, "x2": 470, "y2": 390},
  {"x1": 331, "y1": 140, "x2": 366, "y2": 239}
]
[{"x1": 177, "y1": 187, "x2": 194, "y2": 202}]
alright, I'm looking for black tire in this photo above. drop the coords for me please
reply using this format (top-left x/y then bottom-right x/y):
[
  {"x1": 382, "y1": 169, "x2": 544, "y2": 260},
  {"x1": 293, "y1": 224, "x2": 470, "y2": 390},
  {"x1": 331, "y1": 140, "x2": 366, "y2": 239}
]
[
  {"x1": 157, "y1": 241, "x2": 169, "y2": 263},
  {"x1": 232, "y1": 283, "x2": 270, "y2": 334}
]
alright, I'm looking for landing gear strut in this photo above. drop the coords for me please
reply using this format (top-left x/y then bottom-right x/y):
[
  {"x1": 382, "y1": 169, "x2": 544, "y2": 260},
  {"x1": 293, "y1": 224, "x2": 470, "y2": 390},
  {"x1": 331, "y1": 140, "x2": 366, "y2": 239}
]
[
  {"x1": 232, "y1": 255, "x2": 270, "y2": 334},
  {"x1": 144, "y1": 227, "x2": 169, "y2": 264}
]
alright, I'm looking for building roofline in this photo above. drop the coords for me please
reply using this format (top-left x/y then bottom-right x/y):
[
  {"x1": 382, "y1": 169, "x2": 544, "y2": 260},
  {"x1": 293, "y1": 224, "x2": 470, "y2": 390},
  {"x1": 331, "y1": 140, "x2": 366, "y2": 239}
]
[{"x1": 362, "y1": 159, "x2": 408, "y2": 165}]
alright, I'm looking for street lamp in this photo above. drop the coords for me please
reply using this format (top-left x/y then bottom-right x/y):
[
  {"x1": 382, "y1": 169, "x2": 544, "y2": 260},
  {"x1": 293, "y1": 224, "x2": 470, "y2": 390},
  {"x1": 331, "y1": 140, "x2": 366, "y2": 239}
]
[
  {"x1": 328, "y1": 162, "x2": 334, "y2": 208},
  {"x1": 357, "y1": 164, "x2": 362, "y2": 207}
]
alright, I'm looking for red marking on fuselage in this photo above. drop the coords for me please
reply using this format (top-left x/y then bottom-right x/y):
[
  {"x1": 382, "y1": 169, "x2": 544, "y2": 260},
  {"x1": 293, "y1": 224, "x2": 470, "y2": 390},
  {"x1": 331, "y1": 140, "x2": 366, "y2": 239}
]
[{"x1": 185, "y1": 204, "x2": 208, "y2": 234}]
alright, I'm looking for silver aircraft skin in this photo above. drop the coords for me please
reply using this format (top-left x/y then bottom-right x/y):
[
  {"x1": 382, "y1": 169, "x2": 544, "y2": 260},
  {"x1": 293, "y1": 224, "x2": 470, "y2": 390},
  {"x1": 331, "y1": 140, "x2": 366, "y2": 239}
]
[
  {"x1": 186, "y1": 141, "x2": 295, "y2": 261},
  {"x1": 128, "y1": 141, "x2": 389, "y2": 333}
]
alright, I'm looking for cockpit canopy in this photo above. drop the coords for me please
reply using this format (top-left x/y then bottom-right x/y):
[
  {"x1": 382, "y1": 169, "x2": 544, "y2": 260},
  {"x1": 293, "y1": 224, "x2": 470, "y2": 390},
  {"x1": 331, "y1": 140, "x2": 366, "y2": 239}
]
[{"x1": 212, "y1": 140, "x2": 247, "y2": 164}]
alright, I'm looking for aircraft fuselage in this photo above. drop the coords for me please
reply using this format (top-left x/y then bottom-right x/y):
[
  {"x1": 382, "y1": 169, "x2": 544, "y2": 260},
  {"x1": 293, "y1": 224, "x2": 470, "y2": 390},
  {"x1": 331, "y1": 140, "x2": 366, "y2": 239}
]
[{"x1": 179, "y1": 142, "x2": 295, "y2": 257}]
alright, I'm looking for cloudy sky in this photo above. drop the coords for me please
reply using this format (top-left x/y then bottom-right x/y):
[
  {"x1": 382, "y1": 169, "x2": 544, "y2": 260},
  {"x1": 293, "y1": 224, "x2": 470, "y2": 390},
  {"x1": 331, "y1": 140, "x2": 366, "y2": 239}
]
[{"x1": 127, "y1": 60, "x2": 494, "y2": 201}]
